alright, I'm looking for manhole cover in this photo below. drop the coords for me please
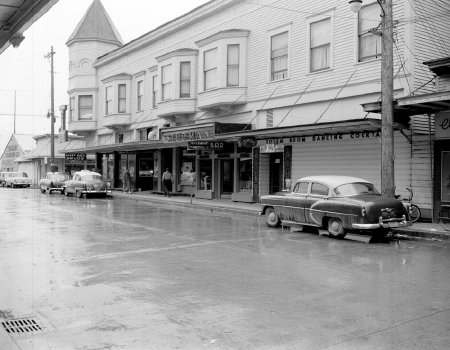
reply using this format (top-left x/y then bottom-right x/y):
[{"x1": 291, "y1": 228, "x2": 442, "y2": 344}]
[{"x1": 1, "y1": 318, "x2": 43, "y2": 334}]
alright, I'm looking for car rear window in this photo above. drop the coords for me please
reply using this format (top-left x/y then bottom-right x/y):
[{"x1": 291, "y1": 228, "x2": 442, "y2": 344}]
[
  {"x1": 334, "y1": 182, "x2": 380, "y2": 196},
  {"x1": 81, "y1": 174, "x2": 102, "y2": 181},
  {"x1": 50, "y1": 174, "x2": 68, "y2": 181},
  {"x1": 310, "y1": 183, "x2": 329, "y2": 196}
]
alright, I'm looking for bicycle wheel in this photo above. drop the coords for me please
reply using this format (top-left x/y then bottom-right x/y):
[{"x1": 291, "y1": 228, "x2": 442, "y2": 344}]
[{"x1": 409, "y1": 204, "x2": 421, "y2": 223}]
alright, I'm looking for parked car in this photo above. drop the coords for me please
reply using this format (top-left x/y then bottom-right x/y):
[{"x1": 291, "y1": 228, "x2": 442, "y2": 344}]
[
  {"x1": 40, "y1": 172, "x2": 70, "y2": 194},
  {"x1": 3, "y1": 172, "x2": 32, "y2": 188},
  {"x1": 63, "y1": 170, "x2": 111, "y2": 198},
  {"x1": 260, "y1": 175, "x2": 411, "y2": 238}
]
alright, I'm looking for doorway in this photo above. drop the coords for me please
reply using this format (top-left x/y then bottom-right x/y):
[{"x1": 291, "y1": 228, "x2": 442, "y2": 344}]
[
  {"x1": 269, "y1": 153, "x2": 283, "y2": 194},
  {"x1": 220, "y1": 159, "x2": 234, "y2": 198}
]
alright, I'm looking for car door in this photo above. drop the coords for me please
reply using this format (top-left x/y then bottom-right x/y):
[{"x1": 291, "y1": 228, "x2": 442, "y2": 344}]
[
  {"x1": 305, "y1": 182, "x2": 331, "y2": 226},
  {"x1": 282, "y1": 181, "x2": 310, "y2": 223}
]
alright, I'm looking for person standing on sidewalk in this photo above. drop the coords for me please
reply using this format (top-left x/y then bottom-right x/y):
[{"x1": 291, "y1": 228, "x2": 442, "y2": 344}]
[
  {"x1": 123, "y1": 169, "x2": 132, "y2": 194},
  {"x1": 162, "y1": 168, "x2": 172, "y2": 197}
]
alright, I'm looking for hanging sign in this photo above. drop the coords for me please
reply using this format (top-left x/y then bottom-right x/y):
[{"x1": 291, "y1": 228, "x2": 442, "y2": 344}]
[
  {"x1": 436, "y1": 112, "x2": 450, "y2": 140},
  {"x1": 65, "y1": 153, "x2": 86, "y2": 161}
]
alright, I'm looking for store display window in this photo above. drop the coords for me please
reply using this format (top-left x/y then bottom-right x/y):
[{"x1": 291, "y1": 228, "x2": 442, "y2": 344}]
[
  {"x1": 199, "y1": 157, "x2": 212, "y2": 190},
  {"x1": 180, "y1": 149, "x2": 197, "y2": 187},
  {"x1": 442, "y1": 151, "x2": 450, "y2": 202},
  {"x1": 238, "y1": 158, "x2": 252, "y2": 192}
]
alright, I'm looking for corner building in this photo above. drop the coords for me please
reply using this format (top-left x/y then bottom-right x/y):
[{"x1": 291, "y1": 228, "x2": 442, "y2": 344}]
[{"x1": 64, "y1": 0, "x2": 450, "y2": 220}]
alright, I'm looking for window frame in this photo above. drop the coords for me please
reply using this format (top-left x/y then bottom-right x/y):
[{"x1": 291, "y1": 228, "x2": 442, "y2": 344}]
[
  {"x1": 203, "y1": 47, "x2": 218, "y2": 90},
  {"x1": 105, "y1": 86, "x2": 112, "y2": 115},
  {"x1": 118, "y1": 84, "x2": 127, "y2": 113},
  {"x1": 270, "y1": 30, "x2": 289, "y2": 81},
  {"x1": 161, "y1": 64, "x2": 172, "y2": 101},
  {"x1": 227, "y1": 44, "x2": 240, "y2": 87},
  {"x1": 358, "y1": 2, "x2": 382, "y2": 62},
  {"x1": 137, "y1": 80, "x2": 144, "y2": 112},
  {"x1": 309, "y1": 17, "x2": 331, "y2": 72},
  {"x1": 78, "y1": 95, "x2": 93, "y2": 120},
  {"x1": 152, "y1": 75, "x2": 158, "y2": 108},
  {"x1": 69, "y1": 97, "x2": 75, "y2": 122},
  {"x1": 179, "y1": 61, "x2": 191, "y2": 98}
]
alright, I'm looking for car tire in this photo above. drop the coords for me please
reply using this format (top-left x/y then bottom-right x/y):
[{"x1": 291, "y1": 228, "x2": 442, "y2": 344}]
[
  {"x1": 327, "y1": 218, "x2": 346, "y2": 239},
  {"x1": 76, "y1": 190, "x2": 83, "y2": 198},
  {"x1": 48, "y1": 189, "x2": 52, "y2": 195},
  {"x1": 64, "y1": 189, "x2": 69, "y2": 196},
  {"x1": 40, "y1": 188, "x2": 46, "y2": 194},
  {"x1": 265, "y1": 207, "x2": 281, "y2": 227}
]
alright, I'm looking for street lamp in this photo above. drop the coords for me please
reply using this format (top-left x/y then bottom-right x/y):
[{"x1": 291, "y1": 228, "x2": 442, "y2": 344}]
[{"x1": 349, "y1": 0, "x2": 395, "y2": 198}]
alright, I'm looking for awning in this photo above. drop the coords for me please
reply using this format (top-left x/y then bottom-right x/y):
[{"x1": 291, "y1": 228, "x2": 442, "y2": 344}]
[
  {"x1": 60, "y1": 118, "x2": 385, "y2": 154},
  {"x1": 362, "y1": 91, "x2": 450, "y2": 118}
]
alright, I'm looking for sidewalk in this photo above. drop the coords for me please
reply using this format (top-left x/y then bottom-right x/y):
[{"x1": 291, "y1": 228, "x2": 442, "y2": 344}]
[{"x1": 112, "y1": 190, "x2": 450, "y2": 241}]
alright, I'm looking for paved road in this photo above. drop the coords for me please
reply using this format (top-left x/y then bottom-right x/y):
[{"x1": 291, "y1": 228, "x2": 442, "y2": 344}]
[{"x1": 1, "y1": 188, "x2": 449, "y2": 349}]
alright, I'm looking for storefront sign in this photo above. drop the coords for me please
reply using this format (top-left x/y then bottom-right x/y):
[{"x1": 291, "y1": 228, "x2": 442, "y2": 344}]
[
  {"x1": 65, "y1": 153, "x2": 86, "y2": 161},
  {"x1": 435, "y1": 112, "x2": 450, "y2": 140},
  {"x1": 259, "y1": 130, "x2": 381, "y2": 145},
  {"x1": 239, "y1": 136, "x2": 257, "y2": 148},
  {"x1": 187, "y1": 141, "x2": 229, "y2": 150},
  {"x1": 260, "y1": 144, "x2": 284, "y2": 153},
  {"x1": 162, "y1": 126, "x2": 215, "y2": 143}
]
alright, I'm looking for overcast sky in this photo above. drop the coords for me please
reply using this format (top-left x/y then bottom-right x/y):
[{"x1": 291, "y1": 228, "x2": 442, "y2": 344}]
[{"x1": 0, "y1": 0, "x2": 209, "y2": 153}]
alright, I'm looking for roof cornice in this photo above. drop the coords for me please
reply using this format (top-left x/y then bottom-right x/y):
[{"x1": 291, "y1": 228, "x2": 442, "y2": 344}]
[{"x1": 94, "y1": 0, "x2": 245, "y2": 68}]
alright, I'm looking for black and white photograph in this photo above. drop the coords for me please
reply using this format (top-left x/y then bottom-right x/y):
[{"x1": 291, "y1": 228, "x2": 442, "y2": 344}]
[{"x1": 1, "y1": 0, "x2": 450, "y2": 349}]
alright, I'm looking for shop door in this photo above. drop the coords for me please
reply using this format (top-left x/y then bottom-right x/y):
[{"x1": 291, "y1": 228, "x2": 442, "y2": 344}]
[
  {"x1": 221, "y1": 159, "x2": 234, "y2": 197},
  {"x1": 269, "y1": 153, "x2": 283, "y2": 194}
]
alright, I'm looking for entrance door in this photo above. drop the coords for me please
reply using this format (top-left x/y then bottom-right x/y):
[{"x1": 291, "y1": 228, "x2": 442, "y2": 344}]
[
  {"x1": 269, "y1": 153, "x2": 283, "y2": 194},
  {"x1": 221, "y1": 159, "x2": 234, "y2": 198}
]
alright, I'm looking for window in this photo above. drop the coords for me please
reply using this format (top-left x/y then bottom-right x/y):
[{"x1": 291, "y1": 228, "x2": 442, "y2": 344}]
[
  {"x1": 358, "y1": 3, "x2": 381, "y2": 62},
  {"x1": 117, "y1": 133, "x2": 124, "y2": 144},
  {"x1": 78, "y1": 95, "x2": 93, "y2": 120},
  {"x1": 105, "y1": 86, "x2": 112, "y2": 115},
  {"x1": 271, "y1": 31, "x2": 288, "y2": 81},
  {"x1": 310, "y1": 183, "x2": 329, "y2": 196},
  {"x1": 118, "y1": 84, "x2": 126, "y2": 113},
  {"x1": 137, "y1": 80, "x2": 144, "y2": 111},
  {"x1": 180, "y1": 62, "x2": 191, "y2": 98},
  {"x1": 204, "y1": 48, "x2": 217, "y2": 90},
  {"x1": 293, "y1": 181, "x2": 309, "y2": 194},
  {"x1": 310, "y1": 18, "x2": 331, "y2": 72},
  {"x1": 161, "y1": 64, "x2": 172, "y2": 101},
  {"x1": 69, "y1": 97, "x2": 75, "y2": 122},
  {"x1": 227, "y1": 44, "x2": 239, "y2": 86},
  {"x1": 152, "y1": 75, "x2": 158, "y2": 108}
]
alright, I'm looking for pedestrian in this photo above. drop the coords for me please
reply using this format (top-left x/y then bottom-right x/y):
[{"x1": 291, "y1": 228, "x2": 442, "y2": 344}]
[
  {"x1": 162, "y1": 168, "x2": 172, "y2": 197},
  {"x1": 123, "y1": 168, "x2": 131, "y2": 194}
]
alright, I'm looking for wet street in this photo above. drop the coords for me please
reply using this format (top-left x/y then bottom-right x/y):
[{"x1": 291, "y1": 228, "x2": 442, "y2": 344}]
[{"x1": 0, "y1": 188, "x2": 449, "y2": 350}]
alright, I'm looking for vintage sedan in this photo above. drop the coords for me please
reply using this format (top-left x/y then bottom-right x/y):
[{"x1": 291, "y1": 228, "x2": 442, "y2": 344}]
[
  {"x1": 40, "y1": 172, "x2": 70, "y2": 194},
  {"x1": 4, "y1": 172, "x2": 32, "y2": 188},
  {"x1": 63, "y1": 170, "x2": 111, "y2": 198},
  {"x1": 260, "y1": 175, "x2": 411, "y2": 238}
]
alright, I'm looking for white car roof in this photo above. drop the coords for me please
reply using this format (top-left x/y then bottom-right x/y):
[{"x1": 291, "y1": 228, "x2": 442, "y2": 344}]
[{"x1": 296, "y1": 175, "x2": 372, "y2": 189}]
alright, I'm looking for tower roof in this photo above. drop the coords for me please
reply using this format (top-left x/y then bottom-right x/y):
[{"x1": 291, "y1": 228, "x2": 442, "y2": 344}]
[{"x1": 66, "y1": 0, "x2": 123, "y2": 47}]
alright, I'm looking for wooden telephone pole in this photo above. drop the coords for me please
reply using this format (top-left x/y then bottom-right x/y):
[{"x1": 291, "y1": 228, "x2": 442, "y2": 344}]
[{"x1": 45, "y1": 46, "x2": 56, "y2": 171}]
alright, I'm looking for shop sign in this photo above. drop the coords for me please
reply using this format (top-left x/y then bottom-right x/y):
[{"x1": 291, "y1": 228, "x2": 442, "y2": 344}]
[
  {"x1": 188, "y1": 141, "x2": 229, "y2": 150},
  {"x1": 258, "y1": 130, "x2": 381, "y2": 145},
  {"x1": 65, "y1": 153, "x2": 86, "y2": 161},
  {"x1": 435, "y1": 112, "x2": 450, "y2": 140},
  {"x1": 239, "y1": 136, "x2": 257, "y2": 148},
  {"x1": 162, "y1": 126, "x2": 214, "y2": 143},
  {"x1": 260, "y1": 144, "x2": 284, "y2": 153}
]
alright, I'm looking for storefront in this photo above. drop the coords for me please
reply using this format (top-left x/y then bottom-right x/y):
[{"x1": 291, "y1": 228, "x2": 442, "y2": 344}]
[{"x1": 434, "y1": 111, "x2": 450, "y2": 220}]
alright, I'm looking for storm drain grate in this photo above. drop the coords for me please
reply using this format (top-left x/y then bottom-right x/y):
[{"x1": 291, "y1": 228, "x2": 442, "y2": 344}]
[{"x1": 1, "y1": 318, "x2": 42, "y2": 334}]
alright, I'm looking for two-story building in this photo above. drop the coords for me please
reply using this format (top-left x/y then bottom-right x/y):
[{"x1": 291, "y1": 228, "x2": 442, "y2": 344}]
[{"x1": 62, "y1": 0, "x2": 450, "y2": 220}]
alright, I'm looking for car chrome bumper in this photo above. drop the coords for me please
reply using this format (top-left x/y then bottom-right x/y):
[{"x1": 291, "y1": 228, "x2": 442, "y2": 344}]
[
  {"x1": 82, "y1": 189, "x2": 112, "y2": 195},
  {"x1": 352, "y1": 216, "x2": 411, "y2": 230}
]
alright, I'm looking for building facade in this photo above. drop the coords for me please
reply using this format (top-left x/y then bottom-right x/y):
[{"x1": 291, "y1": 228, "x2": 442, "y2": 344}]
[
  {"x1": 63, "y1": 0, "x2": 450, "y2": 220},
  {"x1": 0, "y1": 134, "x2": 34, "y2": 172}
]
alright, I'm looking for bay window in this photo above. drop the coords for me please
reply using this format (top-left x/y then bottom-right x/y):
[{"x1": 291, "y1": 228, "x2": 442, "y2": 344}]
[
  {"x1": 227, "y1": 44, "x2": 239, "y2": 86},
  {"x1": 79, "y1": 95, "x2": 93, "y2": 120},
  {"x1": 105, "y1": 86, "x2": 112, "y2": 115},
  {"x1": 204, "y1": 48, "x2": 218, "y2": 90},
  {"x1": 161, "y1": 64, "x2": 172, "y2": 101},
  {"x1": 180, "y1": 62, "x2": 191, "y2": 98},
  {"x1": 137, "y1": 80, "x2": 143, "y2": 111},
  {"x1": 118, "y1": 84, "x2": 126, "y2": 113}
]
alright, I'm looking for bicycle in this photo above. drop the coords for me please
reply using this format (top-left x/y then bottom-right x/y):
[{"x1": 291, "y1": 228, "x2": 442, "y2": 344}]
[
  {"x1": 438, "y1": 205, "x2": 450, "y2": 231},
  {"x1": 395, "y1": 187, "x2": 421, "y2": 223}
]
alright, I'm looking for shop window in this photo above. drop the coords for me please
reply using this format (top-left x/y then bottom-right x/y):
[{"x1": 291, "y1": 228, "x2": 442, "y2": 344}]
[
  {"x1": 238, "y1": 158, "x2": 252, "y2": 192},
  {"x1": 358, "y1": 3, "x2": 381, "y2": 62},
  {"x1": 78, "y1": 95, "x2": 93, "y2": 120},
  {"x1": 179, "y1": 149, "x2": 197, "y2": 188},
  {"x1": 199, "y1": 157, "x2": 212, "y2": 190}
]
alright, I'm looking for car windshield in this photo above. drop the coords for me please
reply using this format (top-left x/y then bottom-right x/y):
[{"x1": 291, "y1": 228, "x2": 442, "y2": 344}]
[
  {"x1": 334, "y1": 182, "x2": 380, "y2": 196},
  {"x1": 81, "y1": 174, "x2": 102, "y2": 181},
  {"x1": 49, "y1": 174, "x2": 68, "y2": 181}
]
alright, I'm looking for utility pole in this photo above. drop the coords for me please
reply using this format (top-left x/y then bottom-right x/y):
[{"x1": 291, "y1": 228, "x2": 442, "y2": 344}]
[
  {"x1": 380, "y1": 0, "x2": 395, "y2": 198},
  {"x1": 45, "y1": 46, "x2": 56, "y2": 171},
  {"x1": 349, "y1": 0, "x2": 395, "y2": 198}
]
